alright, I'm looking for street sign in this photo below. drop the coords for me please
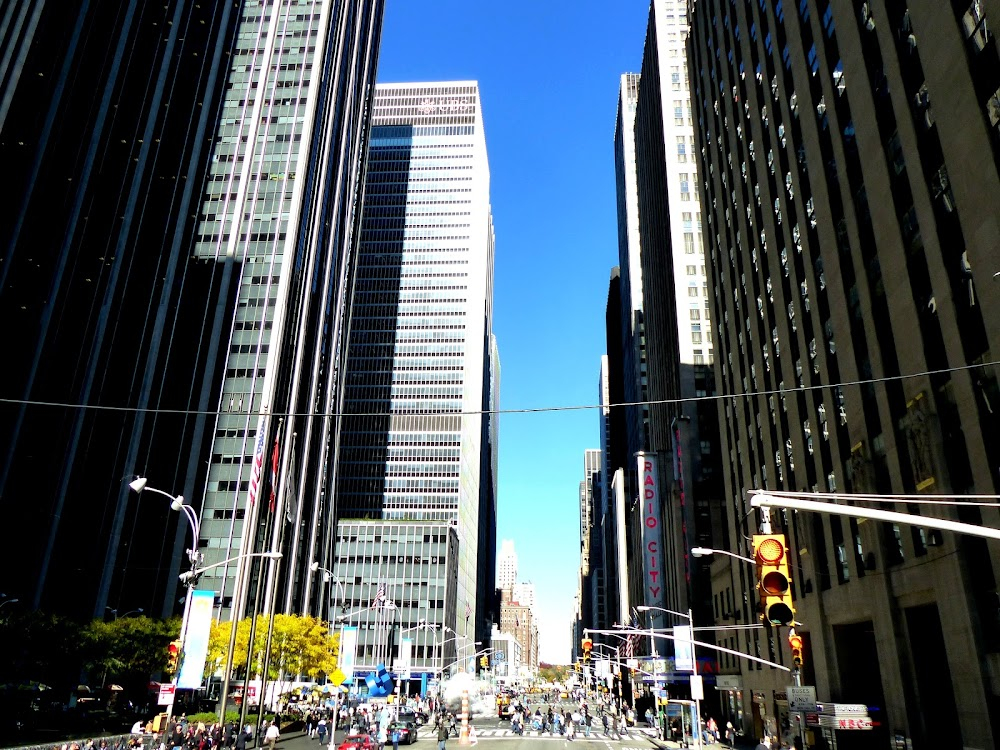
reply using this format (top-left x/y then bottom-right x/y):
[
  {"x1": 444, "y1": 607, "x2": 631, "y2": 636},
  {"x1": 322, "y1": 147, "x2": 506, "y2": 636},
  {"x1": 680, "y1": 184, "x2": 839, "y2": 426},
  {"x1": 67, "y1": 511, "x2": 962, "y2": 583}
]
[
  {"x1": 787, "y1": 685, "x2": 817, "y2": 712},
  {"x1": 817, "y1": 702, "x2": 867, "y2": 715},
  {"x1": 690, "y1": 674, "x2": 704, "y2": 701},
  {"x1": 495, "y1": 651, "x2": 505, "y2": 661},
  {"x1": 820, "y1": 716, "x2": 873, "y2": 730},
  {"x1": 157, "y1": 684, "x2": 176, "y2": 706}
]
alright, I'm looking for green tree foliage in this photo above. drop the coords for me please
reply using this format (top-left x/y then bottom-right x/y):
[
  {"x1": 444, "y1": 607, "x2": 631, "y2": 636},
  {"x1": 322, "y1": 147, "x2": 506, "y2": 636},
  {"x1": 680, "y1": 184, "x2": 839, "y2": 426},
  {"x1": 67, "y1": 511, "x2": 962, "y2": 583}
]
[
  {"x1": 79, "y1": 616, "x2": 180, "y2": 689},
  {"x1": 538, "y1": 663, "x2": 570, "y2": 684},
  {"x1": 0, "y1": 610, "x2": 82, "y2": 690},
  {"x1": 207, "y1": 614, "x2": 338, "y2": 682}
]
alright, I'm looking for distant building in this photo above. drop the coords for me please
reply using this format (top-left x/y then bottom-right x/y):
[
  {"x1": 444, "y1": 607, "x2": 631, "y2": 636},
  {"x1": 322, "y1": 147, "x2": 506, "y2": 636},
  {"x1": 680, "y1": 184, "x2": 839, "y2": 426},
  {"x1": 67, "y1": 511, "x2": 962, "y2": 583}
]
[
  {"x1": 330, "y1": 81, "x2": 498, "y2": 650},
  {"x1": 511, "y1": 581, "x2": 536, "y2": 612},
  {"x1": 499, "y1": 588, "x2": 539, "y2": 674},
  {"x1": 498, "y1": 540, "x2": 518, "y2": 591}
]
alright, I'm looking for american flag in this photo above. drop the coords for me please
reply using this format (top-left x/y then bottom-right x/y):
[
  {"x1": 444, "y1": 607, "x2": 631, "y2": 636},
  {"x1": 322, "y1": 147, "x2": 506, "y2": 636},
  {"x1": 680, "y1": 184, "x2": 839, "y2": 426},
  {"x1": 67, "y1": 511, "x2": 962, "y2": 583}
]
[
  {"x1": 268, "y1": 436, "x2": 280, "y2": 512},
  {"x1": 370, "y1": 581, "x2": 387, "y2": 610},
  {"x1": 623, "y1": 632, "x2": 637, "y2": 658},
  {"x1": 247, "y1": 422, "x2": 267, "y2": 507}
]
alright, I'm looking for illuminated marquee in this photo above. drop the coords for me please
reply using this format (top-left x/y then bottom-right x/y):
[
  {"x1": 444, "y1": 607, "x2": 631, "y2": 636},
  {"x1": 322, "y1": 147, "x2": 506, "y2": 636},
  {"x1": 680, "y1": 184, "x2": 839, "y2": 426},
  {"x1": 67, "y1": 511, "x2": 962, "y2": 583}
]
[{"x1": 638, "y1": 453, "x2": 665, "y2": 605}]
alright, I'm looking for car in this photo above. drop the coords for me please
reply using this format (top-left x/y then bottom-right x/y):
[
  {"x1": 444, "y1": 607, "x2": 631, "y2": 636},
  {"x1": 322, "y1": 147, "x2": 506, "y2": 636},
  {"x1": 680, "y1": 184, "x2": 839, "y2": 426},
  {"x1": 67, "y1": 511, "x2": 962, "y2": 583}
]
[
  {"x1": 338, "y1": 735, "x2": 376, "y2": 750},
  {"x1": 388, "y1": 721, "x2": 418, "y2": 745},
  {"x1": 396, "y1": 708, "x2": 429, "y2": 726}
]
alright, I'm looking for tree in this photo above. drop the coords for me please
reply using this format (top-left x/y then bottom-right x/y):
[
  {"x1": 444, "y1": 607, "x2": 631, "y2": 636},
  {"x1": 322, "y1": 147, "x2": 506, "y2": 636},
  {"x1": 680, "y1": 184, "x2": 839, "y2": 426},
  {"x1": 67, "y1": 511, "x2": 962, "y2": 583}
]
[
  {"x1": 538, "y1": 663, "x2": 570, "y2": 684},
  {"x1": 206, "y1": 614, "x2": 339, "y2": 686},
  {"x1": 79, "y1": 616, "x2": 180, "y2": 693}
]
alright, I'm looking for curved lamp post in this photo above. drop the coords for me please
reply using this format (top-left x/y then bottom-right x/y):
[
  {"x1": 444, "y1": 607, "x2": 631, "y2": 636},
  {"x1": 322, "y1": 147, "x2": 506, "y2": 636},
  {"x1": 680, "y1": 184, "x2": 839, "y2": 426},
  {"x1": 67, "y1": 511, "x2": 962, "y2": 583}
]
[{"x1": 691, "y1": 547, "x2": 755, "y2": 565}]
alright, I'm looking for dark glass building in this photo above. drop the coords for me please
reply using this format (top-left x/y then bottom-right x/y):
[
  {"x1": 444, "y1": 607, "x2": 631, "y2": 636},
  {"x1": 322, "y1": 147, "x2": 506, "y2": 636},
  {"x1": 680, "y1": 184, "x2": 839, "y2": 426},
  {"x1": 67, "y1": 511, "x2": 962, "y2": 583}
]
[
  {"x1": 688, "y1": 0, "x2": 1000, "y2": 746},
  {"x1": 329, "y1": 82, "x2": 499, "y2": 649},
  {"x1": 0, "y1": 0, "x2": 385, "y2": 624}
]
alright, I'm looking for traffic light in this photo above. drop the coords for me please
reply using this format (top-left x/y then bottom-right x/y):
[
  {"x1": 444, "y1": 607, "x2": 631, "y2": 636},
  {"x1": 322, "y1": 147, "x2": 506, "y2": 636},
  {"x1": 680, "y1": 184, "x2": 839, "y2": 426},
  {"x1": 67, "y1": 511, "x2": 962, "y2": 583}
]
[
  {"x1": 753, "y1": 533, "x2": 795, "y2": 626},
  {"x1": 788, "y1": 629, "x2": 805, "y2": 668},
  {"x1": 480, "y1": 655, "x2": 488, "y2": 668},
  {"x1": 581, "y1": 637, "x2": 593, "y2": 661},
  {"x1": 166, "y1": 640, "x2": 181, "y2": 674}
]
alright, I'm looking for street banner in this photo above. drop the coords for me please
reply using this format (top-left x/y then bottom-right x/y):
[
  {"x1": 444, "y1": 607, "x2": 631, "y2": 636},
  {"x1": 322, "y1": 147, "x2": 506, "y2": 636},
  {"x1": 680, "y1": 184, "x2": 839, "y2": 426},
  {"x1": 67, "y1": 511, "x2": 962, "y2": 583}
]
[
  {"x1": 674, "y1": 625, "x2": 694, "y2": 672},
  {"x1": 399, "y1": 637, "x2": 412, "y2": 680},
  {"x1": 340, "y1": 626, "x2": 359, "y2": 683},
  {"x1": 637, "y1": 453, "x2": 665, "y2": 612},
  {"x1": 177, "y1": 590, "x2": 214, "y2": 689}
]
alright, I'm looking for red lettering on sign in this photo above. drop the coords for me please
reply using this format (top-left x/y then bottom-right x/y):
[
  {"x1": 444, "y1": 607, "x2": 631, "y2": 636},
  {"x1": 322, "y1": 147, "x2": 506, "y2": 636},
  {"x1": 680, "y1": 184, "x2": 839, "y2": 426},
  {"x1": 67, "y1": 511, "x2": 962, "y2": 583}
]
[{"x1": 648, "y1": 541, "x2": 658, "y2": 553}]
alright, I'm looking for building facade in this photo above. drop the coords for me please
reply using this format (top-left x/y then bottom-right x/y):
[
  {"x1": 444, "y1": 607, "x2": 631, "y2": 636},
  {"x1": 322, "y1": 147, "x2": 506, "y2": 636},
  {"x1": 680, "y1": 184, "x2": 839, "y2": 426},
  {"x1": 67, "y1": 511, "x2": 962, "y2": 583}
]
[
  {"x1": 327, "y1": 519, "x2": 460, "y2": 693},
  {"x1": 616, "y1": 0, "x2": 722, "y2": 649},
  {"x1": 688, "y1": 0, "x2": 1000, "y2": 747},
  {"x1": 0, "y1": 0, "x2": 384, "y2": 621},
  {"x1": 328, "y1": 81, "x2": 498, "y2": 651},
  {"x1": 498, "y1": 540, "x2": 518, "y2": 591}
]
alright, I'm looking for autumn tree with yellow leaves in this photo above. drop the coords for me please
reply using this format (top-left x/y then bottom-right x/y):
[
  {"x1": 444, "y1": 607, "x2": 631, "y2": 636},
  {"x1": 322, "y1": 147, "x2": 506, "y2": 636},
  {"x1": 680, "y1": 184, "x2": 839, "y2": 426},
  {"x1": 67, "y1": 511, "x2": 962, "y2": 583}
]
[{"x1": 206, "y1": 614, "x2": 339, "y2": 692}]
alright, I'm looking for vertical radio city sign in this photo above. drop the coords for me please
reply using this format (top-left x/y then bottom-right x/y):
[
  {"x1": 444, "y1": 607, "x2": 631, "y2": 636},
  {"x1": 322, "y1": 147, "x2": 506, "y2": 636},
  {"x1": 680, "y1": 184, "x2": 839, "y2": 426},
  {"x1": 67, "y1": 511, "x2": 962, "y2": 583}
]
[{"x1": 638, "y1": 453, "x2": 665, "y2": 607}]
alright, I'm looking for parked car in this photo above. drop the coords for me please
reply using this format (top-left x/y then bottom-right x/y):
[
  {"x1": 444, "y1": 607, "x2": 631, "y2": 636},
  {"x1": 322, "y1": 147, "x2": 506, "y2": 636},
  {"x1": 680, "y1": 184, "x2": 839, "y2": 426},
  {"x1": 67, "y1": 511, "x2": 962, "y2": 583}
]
[
  {"x1": 388, "y1": 721, "x2": 418, "y2": 745},
  {"x1": 338, "y1": 735, "x2": 376, "y2": 750}
]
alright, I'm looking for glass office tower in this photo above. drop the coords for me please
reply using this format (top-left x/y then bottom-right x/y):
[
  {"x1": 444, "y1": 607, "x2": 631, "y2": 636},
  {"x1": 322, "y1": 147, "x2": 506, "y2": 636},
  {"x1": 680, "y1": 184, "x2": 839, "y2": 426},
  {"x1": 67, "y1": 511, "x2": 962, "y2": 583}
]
[
  {"x1": 329, "y1": 82, "x2": 498, "y2": 656},
  {"x1": 191, "y1": 0, "x2": 385, "y2": 620},
  {"x1": 1, "y1": 0, "x2": 384, "y2": 621}
]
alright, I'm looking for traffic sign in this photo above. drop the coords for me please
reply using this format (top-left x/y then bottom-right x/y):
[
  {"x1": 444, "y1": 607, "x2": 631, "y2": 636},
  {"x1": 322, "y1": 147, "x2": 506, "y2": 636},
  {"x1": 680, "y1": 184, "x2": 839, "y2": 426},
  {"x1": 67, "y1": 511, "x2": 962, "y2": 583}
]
[
  {"x1": 787, "y1": 685, "x2": 817, "y2": 712},
  {"x1": 157, "y1": 684, "x2": 176, "y2": 706},
  {"x1": 820, "y1": 716, "x2": 873, "y2": 730},
  {"x1": 817, "y1": 702, "x2": 867, "y2": 715},
  {"x1": 495, "y1": 651, "x2": 505, "y2": 661}
]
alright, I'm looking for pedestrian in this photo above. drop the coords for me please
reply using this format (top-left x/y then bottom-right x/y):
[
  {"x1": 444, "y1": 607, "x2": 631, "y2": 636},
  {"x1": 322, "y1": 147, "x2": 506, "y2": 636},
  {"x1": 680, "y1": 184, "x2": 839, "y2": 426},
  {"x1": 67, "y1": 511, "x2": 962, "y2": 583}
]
[
  {"x1": 754, "y1": 738, "x2": 770, "y2": 750},
  {"x1": 725, "y1": 721, "x2": 736, "y2": 747},
  {"x1": 468, "y1": 726, "x2": 478, "y2": 746},
  {"x1": 437, "y1": 719, "x2": 449, "y2": 750},
  {"x1": 317, "y1": 718, "x2": 327, "y2": 745},
  {"x1": 706, "y1": 717, "x2": 717, "y2": 743},
  {"x1": 233, "y1": 728, "x2": 248, "y2": 750},
  {"x1": 264, "y1": 722, "x2": 280, "y2": 750},
  {"x1": 391, "y1": 727, "x2": 400, "y2": 750}
]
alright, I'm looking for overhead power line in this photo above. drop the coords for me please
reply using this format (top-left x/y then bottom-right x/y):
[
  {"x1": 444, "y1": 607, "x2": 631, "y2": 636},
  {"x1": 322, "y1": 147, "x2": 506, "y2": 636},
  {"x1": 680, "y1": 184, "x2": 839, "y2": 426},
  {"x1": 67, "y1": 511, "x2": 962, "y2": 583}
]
[{"x1": 0, "y1": 358, "x2": 996, "y2": 420}]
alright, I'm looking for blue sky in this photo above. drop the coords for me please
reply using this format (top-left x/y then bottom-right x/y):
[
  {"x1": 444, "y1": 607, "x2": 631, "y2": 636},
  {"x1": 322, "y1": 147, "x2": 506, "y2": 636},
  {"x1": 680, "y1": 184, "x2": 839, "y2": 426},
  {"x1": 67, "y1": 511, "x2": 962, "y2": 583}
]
[{"x1": 376, "y1": 0, "x2": 651, "y2": 663}]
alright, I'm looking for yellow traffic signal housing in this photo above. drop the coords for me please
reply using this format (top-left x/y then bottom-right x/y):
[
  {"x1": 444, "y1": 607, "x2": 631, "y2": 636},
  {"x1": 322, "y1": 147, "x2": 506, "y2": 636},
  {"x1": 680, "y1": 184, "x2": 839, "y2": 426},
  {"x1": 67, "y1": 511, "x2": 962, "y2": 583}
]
[
  {"x1": 167, "y1": 640, "x2": 181, "y2": 674},
  {"x1": 788, "y1": 630, "x2": 805, "y2": 668},
  {"x1": 581, "y1": 637, "x2": 593, "y2": 660},
  {"x1": 480, "y1": 655, "x2": 488, "y2": 668},
  {"x1": 753, "y1": 534, "x2": 795, "y2": 626}
]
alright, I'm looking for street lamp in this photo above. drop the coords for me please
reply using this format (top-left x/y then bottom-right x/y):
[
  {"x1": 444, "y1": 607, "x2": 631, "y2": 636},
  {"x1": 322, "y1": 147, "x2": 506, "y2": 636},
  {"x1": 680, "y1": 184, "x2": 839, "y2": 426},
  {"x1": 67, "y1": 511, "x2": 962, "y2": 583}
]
[
  {"x1": 105, "y1": 607, "x2": 144, "y2": 620},
  {"x1": 0, "y1": 597, "x2": 20, "y2": 610},
  {"x1": 636, "y1": 605, "x2": 701, "y2": 750},
  {"x1": 691, "y1": 547, "x2": 756, "y2": 564},
  {"x1": 130, "y1": 477, "x2": 200, "y2": 567},
  {"x1": 310, "y1": 562, "x2": 349, "y2": 615}
]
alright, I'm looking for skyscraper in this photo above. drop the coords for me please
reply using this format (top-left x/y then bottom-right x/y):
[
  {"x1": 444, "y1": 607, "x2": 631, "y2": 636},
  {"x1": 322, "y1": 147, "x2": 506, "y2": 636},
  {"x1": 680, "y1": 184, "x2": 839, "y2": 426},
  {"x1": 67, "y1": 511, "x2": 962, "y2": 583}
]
[
  {"x1": 608, "y1": 0, "x2": 722, "y2": 641},
  {"x1": 688, "y1": 0, "x2": 1000, "y2": 746},
  {"x1": 0, "y1": 0, "x2": 384, "y2": 620},
  {"x1": 498, "y1": 540, "x2": 518, "y2": 591},
  {"x1": 327, "y1": 81, "x2": 498, "y2": 671}
]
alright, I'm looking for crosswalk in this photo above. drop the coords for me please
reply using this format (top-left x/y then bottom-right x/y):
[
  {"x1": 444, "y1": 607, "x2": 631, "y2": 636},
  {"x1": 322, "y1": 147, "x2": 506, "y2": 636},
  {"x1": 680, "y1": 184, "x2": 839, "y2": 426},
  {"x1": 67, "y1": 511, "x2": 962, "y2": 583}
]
[{"x1": 461, "y1": 728, "x2": 658, "y2": 743}]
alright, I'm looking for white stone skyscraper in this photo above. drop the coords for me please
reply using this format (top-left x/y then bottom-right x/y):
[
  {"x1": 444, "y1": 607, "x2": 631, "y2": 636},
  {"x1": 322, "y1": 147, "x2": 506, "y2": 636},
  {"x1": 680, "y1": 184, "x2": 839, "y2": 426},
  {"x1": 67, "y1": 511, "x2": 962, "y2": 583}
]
[
  {"x1": 332, "y1": 82, "x2": 498, "y2": 651},
  {"x1": 498, "y1": 539, "x2": 518, "y2": 591}
]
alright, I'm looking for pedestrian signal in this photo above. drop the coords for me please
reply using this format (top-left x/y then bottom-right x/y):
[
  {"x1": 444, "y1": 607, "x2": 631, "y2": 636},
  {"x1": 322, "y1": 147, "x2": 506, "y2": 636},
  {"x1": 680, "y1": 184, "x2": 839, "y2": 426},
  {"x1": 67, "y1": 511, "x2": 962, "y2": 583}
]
[
  {"x1": 166, "y1": 640, "x2": 181, "y2": 674},
  {"x1": 788, "y1": 630, "x2": 804, "y2": 668},
  {"x1": 753, "y1": 534, "x2": 795, "y2": 626}
]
